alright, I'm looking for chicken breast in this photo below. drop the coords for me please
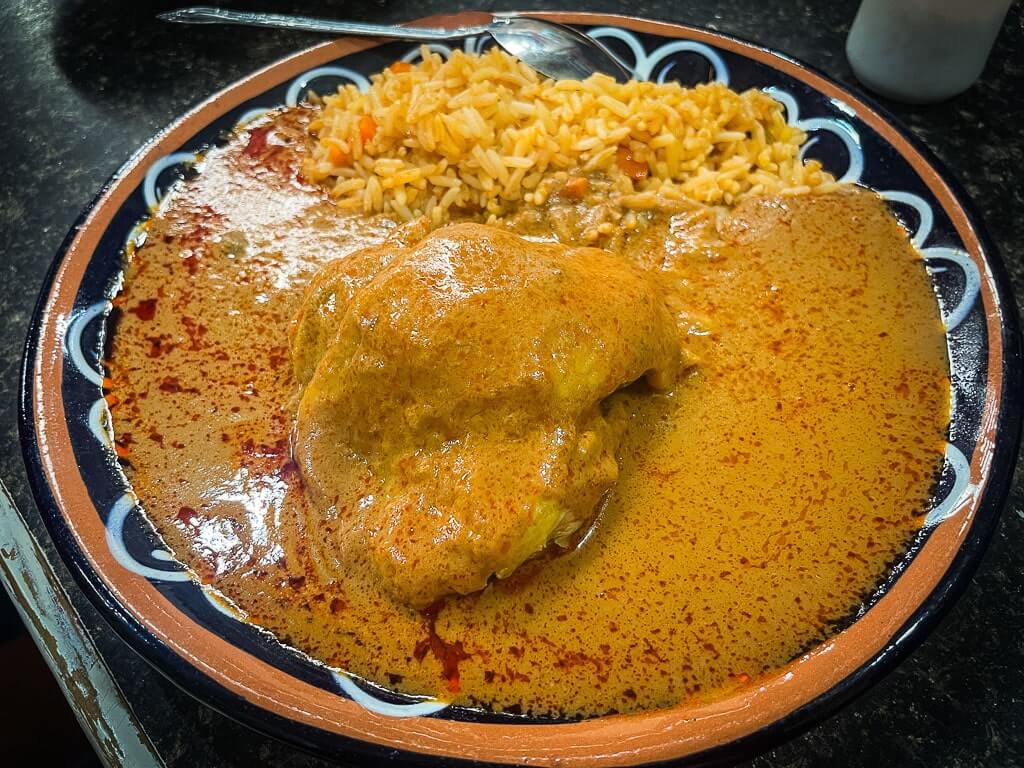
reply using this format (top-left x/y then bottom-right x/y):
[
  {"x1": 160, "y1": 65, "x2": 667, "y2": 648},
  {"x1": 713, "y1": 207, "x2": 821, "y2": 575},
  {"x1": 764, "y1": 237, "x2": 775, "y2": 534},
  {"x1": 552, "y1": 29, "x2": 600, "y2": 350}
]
[{"x1": 292, "y1": 222, "x2": 681, "y2": 608}]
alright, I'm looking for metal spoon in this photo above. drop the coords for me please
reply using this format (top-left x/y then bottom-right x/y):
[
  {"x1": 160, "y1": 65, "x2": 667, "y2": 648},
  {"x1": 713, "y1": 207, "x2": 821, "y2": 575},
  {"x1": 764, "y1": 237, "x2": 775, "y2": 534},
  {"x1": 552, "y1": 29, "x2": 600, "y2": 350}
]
[{"x1": 157, "y1": 7, "x2": 631, "y2": 83}]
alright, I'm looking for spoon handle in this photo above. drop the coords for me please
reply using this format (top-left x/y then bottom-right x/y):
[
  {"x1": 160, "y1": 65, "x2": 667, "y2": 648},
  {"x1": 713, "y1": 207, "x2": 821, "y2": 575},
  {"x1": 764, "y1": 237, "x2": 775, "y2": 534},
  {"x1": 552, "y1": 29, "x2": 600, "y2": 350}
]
[{"x1": 157, "y1": 6, "x2": 493, "y2": 42}]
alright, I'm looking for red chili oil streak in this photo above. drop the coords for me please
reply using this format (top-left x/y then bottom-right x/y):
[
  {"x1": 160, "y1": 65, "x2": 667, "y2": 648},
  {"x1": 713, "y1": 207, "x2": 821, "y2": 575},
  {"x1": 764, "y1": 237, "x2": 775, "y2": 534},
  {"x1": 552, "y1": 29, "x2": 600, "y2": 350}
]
[{"x1": 413, "y1": 600, "x2": 470, "y2": 693}]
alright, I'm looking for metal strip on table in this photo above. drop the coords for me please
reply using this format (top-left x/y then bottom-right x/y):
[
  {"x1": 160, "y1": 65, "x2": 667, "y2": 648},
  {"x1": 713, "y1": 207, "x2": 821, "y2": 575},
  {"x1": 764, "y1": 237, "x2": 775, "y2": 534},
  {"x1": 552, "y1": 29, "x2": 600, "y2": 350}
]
[{"x1": 0, "y1": 481, "x2": 164, "y2": 768}]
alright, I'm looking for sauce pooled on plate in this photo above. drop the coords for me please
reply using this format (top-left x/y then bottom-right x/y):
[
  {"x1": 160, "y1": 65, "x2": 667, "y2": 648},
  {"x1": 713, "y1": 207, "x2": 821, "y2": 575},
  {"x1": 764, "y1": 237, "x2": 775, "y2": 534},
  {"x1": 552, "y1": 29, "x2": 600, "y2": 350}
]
[{"x1": 107, "y1": 110, "x2": 949, "y2": 717}]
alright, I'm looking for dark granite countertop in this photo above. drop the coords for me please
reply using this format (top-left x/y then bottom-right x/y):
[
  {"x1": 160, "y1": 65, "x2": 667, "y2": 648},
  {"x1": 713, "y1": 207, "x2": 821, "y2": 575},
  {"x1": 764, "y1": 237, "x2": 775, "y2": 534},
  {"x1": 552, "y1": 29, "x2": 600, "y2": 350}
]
[{"x1": 1, "y1": 1, "x2": 1022, "y2": 765}]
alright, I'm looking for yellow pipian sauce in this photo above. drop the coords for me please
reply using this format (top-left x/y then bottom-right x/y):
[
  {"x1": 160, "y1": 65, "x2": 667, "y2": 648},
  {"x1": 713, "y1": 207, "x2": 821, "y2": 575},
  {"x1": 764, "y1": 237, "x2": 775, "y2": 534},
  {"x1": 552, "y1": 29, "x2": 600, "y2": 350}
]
[{"x1": 107, "y1": 110, "x2": 949, "y2": 718}]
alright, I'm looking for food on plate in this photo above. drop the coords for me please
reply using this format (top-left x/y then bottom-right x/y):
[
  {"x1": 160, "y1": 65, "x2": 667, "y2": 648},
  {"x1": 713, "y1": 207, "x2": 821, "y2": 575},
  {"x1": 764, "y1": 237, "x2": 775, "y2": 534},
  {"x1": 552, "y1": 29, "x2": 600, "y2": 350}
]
[
  {"x1": 105, "y1": 48, "x2": 949, "y2": 717},
  {"x1": 304, "y1": 46, "x2": 838, "y2": 236},
  {"x1": 292, "y1": 222, "x2": 681, "y2": 608}
]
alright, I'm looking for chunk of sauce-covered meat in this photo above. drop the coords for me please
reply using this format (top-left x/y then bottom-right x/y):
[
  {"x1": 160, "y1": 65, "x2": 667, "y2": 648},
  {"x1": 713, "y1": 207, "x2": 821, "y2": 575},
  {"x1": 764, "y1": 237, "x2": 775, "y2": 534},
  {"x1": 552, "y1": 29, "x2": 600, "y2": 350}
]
[{"x1": 291, "y1": 222, "x2": 681, "y2": 608}]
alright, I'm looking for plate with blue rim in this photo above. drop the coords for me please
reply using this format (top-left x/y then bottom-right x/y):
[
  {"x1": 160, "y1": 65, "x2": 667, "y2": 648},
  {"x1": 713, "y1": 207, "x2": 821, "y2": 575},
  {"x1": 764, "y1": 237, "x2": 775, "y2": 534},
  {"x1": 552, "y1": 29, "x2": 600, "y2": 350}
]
[{"x1": 19, "y1": 11, "x2": 1022, "y2": 767}]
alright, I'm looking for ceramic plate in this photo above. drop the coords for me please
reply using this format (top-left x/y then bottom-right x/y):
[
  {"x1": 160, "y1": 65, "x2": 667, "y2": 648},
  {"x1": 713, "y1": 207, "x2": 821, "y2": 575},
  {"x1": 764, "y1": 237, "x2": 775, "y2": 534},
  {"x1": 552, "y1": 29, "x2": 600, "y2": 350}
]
[{"x1": 20, "y1": 12, "x2": 1022, "y2": 766}]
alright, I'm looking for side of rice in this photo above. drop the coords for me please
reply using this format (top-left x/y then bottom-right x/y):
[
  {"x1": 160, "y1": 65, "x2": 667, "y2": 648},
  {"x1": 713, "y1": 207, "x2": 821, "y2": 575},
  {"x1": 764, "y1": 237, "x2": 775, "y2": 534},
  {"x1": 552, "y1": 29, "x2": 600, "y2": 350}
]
[{"x1": 303, "y1": 45, "x2": 839, "y2": 226}]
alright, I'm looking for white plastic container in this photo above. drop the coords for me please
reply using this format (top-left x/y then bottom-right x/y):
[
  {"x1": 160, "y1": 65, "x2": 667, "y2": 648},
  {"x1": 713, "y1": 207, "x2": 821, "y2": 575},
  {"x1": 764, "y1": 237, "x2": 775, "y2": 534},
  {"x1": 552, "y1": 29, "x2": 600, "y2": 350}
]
[{"x1": 846, "y1": 0, "x2": 1013, "y2": 103}]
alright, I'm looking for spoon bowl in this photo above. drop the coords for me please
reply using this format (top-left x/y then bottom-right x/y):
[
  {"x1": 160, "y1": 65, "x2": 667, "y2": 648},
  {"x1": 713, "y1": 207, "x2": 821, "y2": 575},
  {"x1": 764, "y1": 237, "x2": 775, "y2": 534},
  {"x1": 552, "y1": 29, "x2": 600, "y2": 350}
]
[{"x1": 487, "y1": 16, "x2": 630, "y2": 81}]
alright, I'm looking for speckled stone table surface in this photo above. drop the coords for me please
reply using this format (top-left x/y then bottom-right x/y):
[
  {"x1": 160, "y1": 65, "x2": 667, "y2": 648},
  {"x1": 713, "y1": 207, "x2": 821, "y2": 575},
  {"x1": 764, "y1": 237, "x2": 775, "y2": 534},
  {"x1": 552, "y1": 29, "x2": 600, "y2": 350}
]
[{"x1": 1, "y1": 1, "x2": 1022, "y2": 766}]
